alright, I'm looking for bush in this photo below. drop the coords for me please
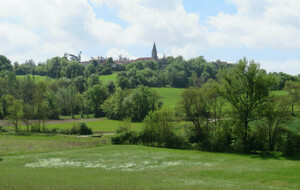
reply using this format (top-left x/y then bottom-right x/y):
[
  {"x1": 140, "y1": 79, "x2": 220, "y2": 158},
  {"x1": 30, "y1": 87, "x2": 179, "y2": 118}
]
[
  {"x1": 184, "y1": 120, "x2": 233, "y2": 152},
  {"x1": 208, "y1": 125, "x2": 232, "y2": 152},
  {"x1": 284, "y1": 132, "x2": 300, "y2": 157},
  {"x1": 0, "y1": 123, "x2": 7, "y2": 133},
  {"x1": 70, "y1": 122, "x2": 93, "y2": 135},
  {"x1": 30, "y1": 124, "x2": 41, "y2": 133},
  {"x1": 112, "y1": 130, "x2": 140, "y2": 145},
  {"x1": 140, "y1": 109, "x2": 188, "y2": 148},
  {"x1": 58, "y1": 128, "x2": 70, "y2": 135},
  {"x1": 112, "y1": 124, "x2": 140, "y2": 145},
  {"x1": 165, "y1": 133, "x2": 189, "y2": 149}
]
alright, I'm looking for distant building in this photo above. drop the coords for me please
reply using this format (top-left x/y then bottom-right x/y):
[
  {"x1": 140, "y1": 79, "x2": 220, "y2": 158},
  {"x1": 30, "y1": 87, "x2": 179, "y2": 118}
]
[{"x1": 80, "y1": 42, "x2": 165, "y2": 68}]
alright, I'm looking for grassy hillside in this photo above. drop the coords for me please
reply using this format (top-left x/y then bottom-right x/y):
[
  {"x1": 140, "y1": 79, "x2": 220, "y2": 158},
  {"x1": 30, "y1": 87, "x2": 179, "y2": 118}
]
[
  {"x1": 0, "y1": 140, "x2": 299, "y2": 190},
  {"x1": 16, "y1": 74, "x2": 52, "y2": 82},
  {"x1": 99, "y1": 73, "x2": 118, "y2": 84},
  {"x1": 152, "y1": 87, "x2": 184, "y2": 108}
]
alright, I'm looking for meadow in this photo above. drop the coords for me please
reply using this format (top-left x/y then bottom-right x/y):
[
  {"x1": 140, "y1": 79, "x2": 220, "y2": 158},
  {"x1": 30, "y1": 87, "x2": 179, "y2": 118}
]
[
  {"x1": 1, "y1": 74, "x2": 300, "y2": 189},
  {"x1": 99, "y1": 73, "x2": 118, "y2": 84},
  {"x1": 0, "y1": 138, "x2": 299, "y2": 190},
  {"x1": 152, "y1": 87, "x2": 184, "y2": 108}
]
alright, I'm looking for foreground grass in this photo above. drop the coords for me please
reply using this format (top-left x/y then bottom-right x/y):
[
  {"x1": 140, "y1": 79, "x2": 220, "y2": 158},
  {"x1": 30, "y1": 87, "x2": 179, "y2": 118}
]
[{"x1": 0, "y1": 143, "x2": 299, "y2": 190}]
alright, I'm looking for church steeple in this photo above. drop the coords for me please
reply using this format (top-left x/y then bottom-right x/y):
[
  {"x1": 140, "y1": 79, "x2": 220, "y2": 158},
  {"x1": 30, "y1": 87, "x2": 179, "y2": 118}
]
[{"x1": 152, "y1": 42, "x2": 158, "y2": 60}]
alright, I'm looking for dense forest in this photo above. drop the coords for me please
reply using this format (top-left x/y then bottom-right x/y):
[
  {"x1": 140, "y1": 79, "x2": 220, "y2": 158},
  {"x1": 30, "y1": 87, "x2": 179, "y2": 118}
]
[{"x1": 1, "y1": 54, "x2": 300, "y2": 155}]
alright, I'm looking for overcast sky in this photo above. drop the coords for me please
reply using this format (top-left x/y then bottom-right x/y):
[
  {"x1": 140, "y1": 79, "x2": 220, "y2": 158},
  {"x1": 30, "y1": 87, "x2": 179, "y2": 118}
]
[{"x1": 1, "y1": 0, "x2": 300, "y2": 75}]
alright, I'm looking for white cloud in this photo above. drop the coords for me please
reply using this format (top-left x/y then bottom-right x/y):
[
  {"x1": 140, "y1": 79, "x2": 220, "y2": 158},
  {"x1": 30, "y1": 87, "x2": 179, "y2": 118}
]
[
  {"x1": 260, "y1": 60, "x2": 300, "y2": 76},
  {"x1": 210, "y1": 0, "x2": 300, "y2": 49},
  {"x1": 0, "y1": 22, "x2": 39, "y2": 54},
  {"x1": 0, "y1": 0, "x2": 300, "y2": 75},
  {"x1": 106, "y1": 48, "x2": 136, "y2": 60}
]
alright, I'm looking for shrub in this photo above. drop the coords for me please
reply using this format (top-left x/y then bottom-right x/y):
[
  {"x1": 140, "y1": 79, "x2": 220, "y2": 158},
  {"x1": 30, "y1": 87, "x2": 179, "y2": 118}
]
[
  {"x1": 30, "y1": 124, "x2": 41, "y2": 133},
  {"x1": 58, "y1": 128, "x2": 70, "y2": 135},
  {"x1": 208, "y1": 125, "x2": 232, "y2": 152},
  {"x1": 140, "y1": 108, "x2": 188, "y2": 148},
  {"x1": 0, "y1": 123, "x2": 7, "y2": 133},
  {"x1": 70, "y1": 122, "x2": 93, "y2": 135},
  {"x1": 112, "y1": 123, "x2": 140, "y2": 145},
  {"x1": 78, "y1": 122, "x2": 93, "y2": 135},
  {"x1": 49, "y1": 128, "x2": 59, "y2": 134},
  {"x1": 112, "y1": 130, "x2": 140, "y2": 145},
  {"x1": 284, "y1": 132, "x2": 300, "y2": 157}
]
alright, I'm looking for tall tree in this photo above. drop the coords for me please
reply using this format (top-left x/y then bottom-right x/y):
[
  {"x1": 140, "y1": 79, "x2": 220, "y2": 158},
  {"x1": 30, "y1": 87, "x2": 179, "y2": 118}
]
[
  {"x1": 88, "y1": 84, "x2": 109, "y2": 117},
  {"x1": 284, "y1": 80, "x2": 300, "y2": 116},
  {"x1": 34, "y1": 81, "x2": 47, "y2": 128},
  {"x1": 217, "y1": 58, "x2": 273, "y2": 152},
  {"x1": 201, "y1": 79, "x2": 225, "y2": 127},
  {"x1": 0, "y1": 55, "x2": 13, "y2": 72},
  {"x1": 6, "y1": 95, "x2": 23, "y2": 133},
  {"x1": 180, "y1": 88, "x2": 210, "y2": 140},
  {"x1": 261, "y1": 95, "x2": 291, "y2": 151},
  {"x1": 22, "y1": 103, "x2": 33, "y2": 133}
]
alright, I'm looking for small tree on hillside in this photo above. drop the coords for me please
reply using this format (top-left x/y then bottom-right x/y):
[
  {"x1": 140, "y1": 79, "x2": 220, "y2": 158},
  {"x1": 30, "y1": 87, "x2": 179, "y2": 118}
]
[
  {"x1": 284, "y1": 80, "x2": 300, "y2": 116},
  {"x1": 22, "y1": 103, "x2": 33, "y2": 133},
  {"x1": 180, "y1": 88, "x2": 210, "y2": 141},
  {"x1": 88, "y1": 84, "x2": 109, "y2": 117},
  {"x1": 6, "y1": 95, "x2": 23, "y2": 133},
  {"x1": 261, "y1": 95, "x2": 291, "y2": 151}
]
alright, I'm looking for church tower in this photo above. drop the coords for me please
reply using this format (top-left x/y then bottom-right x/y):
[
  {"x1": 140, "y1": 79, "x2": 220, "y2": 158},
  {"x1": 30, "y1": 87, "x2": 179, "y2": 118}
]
[{"x1": 152, "y1": 42, "x2": 158, "y2": 60}]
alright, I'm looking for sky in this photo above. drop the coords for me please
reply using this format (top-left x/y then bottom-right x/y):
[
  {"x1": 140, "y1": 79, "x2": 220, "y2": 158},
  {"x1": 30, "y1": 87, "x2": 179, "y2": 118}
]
[{"x1": 0, "y1": 0, "x2": 300, "y2": 75}]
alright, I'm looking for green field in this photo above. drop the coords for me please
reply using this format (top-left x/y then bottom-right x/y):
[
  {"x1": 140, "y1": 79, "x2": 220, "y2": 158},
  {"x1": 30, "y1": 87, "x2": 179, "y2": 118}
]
[
  {"x1": 152, "y1": 87, "x2": 184, "y2": 108},
  {"x1": 16, "y1": 74, "x2": 53, "y2": 82},
  {"x1": 0, "y1": 135, "x2": 299, "y2": 190},
  {"x1": 46, "y1": 119, "x2": 143, "y2": 132},
  {"x1": 99, "y1": 73, "x2": 118, "y2": 84}
]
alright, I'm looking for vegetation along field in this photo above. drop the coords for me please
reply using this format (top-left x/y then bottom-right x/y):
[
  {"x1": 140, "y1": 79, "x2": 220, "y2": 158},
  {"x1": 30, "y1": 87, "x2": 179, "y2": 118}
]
[{"x1": 1, "y1": 54, "x2": 300, "y2": 189}]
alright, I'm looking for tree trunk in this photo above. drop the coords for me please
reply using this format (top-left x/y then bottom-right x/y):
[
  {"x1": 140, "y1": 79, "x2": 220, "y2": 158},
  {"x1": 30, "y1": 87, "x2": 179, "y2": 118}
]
[
  {"x1": 243, "y1": 121, "x2": 248, "y2": 153},
  {"x1": 292, "y1": 104, "x2": 295, "y2": 116}
]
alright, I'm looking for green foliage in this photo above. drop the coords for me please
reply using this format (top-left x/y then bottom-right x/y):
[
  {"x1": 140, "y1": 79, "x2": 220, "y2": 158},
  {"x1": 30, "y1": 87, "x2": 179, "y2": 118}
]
[
  {"x1": 6, "y1": 95, "x2": 23, "y2": 132},
  {"x1": 217, "y1": 58, "x2": 273, "y2": 152},
  {"x1": 103, "y1": 86, "x2": 161, "y2": 122},
  {"x1": 0, "y1": 55, "x2": 13, "y2": 72},
  {"x1": 284, "y1": 80, "x2": 300, "y2": 116},
  {"x1": 30, "y1": 123, "x2": 41, "y2": 133},
  {"x1": 0, "y1": 123, "x2": 7, "y2": 133},
  {"x1": 112, "y1": 120, "x2": 140, "y2": 145},
  {"x1": 66, "y1": 61, "x2": 85, "y2": 78},
  {"x1": 260, "y1": 95, "x2": 292, "y2": 151},
  {"x1": 141, "y1": 108, "x2": 188, "y2": 148},
  {"x1": 180, "y1": 87, "x2": 210, "y2": 140},
  {"x1": 70, "y1": 122, "x2": 93, "y2": 135},
  {"x1": 88, "y1": 84, "x2": 109, "y2": 117},
  {"x1": 284, "y1": 131, "x2": 300, "y2": 156}
]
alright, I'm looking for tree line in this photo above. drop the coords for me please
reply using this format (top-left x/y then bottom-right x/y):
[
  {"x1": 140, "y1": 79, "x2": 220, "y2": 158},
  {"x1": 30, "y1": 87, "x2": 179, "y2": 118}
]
[
  {"x1": 1, "y1": 54, "x2": 300, "y2": 155},
  {"x1": 113, "y1": 58, "x2": 300, "y2": 156},
  {"x1": 1, "y1": 54, "x2": 299, "y2": 90}
]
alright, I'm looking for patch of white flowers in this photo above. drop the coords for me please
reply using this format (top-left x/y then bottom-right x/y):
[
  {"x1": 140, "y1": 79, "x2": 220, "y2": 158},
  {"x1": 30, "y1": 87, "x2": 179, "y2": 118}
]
[{"x1": 25, "y1": 157, "x2": 215, "y2": 171}]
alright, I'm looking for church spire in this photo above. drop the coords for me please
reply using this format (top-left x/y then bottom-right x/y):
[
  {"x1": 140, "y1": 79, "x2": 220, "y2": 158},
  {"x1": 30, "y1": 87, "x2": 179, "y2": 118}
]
[{"x1": 152, "y1": 42, "x2": 158, "y2": 60}]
